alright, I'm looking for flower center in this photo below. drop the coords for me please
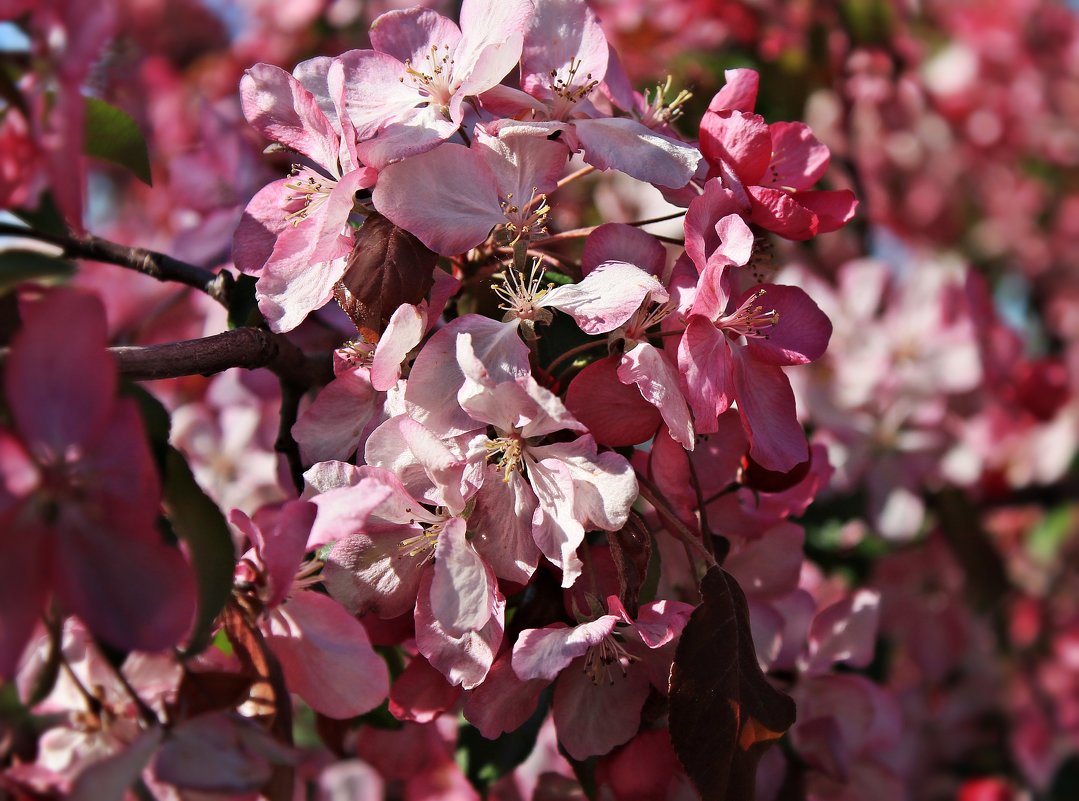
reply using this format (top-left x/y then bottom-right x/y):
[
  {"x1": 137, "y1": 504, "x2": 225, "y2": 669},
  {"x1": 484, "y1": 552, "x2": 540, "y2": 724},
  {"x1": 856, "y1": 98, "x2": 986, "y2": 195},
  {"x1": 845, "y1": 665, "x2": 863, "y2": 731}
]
[
  {"x1": 549, "y1": 58, "x2": 599, "y2": 119},
  {"x1": 283, "y1": 165, "x2": 336, "y2": 226},
  {"x1": 638, "y1": 76, "x2": 692, "y2": 128},
  {"x1": 402, "y1": 44, "x2": 460, "y2": 112},
  {"x1": 622, "y1": 298, "x2": 676, "y2": 342},
  {"x1": 491, "y1": 259, "x2": 554, "y2": 323},
  {"x1": 499, "y1": 188, "x2": 550, "y2": 244},
  {"x1": 582, "y1": 634, "x2": 639, "y2": 686},
  {"x1": 717, "y1": 288, "x2": 778, "y2": 339},
  {"x1": 484, "y1": 436, "x2": 525, "y2": 482}
]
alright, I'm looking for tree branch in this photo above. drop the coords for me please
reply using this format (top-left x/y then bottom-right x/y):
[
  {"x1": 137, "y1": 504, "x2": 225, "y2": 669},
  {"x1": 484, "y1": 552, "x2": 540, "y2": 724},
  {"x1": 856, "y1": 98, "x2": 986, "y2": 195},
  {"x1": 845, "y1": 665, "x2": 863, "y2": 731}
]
[
  {"x1": 0, "y1": 327, "x2": 331, "y2": 386},
  {"x1": 0, "y1": 222, "x2": 234, "y2": 306}
]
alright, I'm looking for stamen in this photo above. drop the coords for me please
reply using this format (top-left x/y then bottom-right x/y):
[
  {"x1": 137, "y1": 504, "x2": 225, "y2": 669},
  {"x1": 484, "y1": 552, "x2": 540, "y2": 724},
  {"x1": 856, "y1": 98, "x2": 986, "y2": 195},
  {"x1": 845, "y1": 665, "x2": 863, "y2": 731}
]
[
  {"x1": 283, "y1": 165, "x2": 335, "y2": 226},
  {"x1": 484, "y1": 437, "x2": 525, "y2": 482},
  {"x1": 500, "y1": 187, "x2": 550, "y2": 244},
  {"x1": 716, "y1": 288, "x2": 779, "y2": 339},
  {"x1": 582, "y1": 634, "x2": 639, "y2": 686},
  {"x1": 639, "y1": 75, "x2": 693, "y2": 127},
  {"x1": 490, "y1": 258, "x2": 554, "y2": 323},
  {"x1": 399, "y1": 523, "x2": 442, "y2": 559}
]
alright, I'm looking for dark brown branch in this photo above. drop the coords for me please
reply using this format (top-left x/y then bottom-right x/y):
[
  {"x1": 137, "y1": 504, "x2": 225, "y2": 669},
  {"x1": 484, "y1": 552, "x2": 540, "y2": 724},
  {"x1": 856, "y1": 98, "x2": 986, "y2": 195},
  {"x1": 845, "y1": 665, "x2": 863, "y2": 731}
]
[
  {"x1": 0, "y1": 222, "x2": 234, "y2": 306},
  {"x1": 0, "y1": 327, "x2": 331, "y2": 387}
]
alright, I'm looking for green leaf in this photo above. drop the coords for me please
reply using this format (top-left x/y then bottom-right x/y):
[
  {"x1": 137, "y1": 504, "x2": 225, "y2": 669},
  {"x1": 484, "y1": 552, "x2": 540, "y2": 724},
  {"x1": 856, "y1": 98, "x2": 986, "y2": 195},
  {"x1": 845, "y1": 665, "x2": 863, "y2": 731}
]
[
  {"x1": 0, "y1": 249, "x2": 74, "y2": 295},
  {"x1": 163, "y1": 446, "x2": 235, "y2": 656},
  {"x1": 83, "y1": 97, "x2": 153, "y2": 186},
  {"x1": 228, "y1": 273, "x2": 263, "y2": 329},
  {"x1": 1028, "y1": 506, "x2": 1073, "y2": 564}
]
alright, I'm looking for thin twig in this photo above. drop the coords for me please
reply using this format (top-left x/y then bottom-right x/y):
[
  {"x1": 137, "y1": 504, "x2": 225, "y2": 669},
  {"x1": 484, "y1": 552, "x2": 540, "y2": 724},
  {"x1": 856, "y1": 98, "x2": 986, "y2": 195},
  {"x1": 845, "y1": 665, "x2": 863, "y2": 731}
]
[
  {"x1": 544, "y1": 339, "x2": 607, "y2": 375},
  {"x1": 0, "y1": 222, "x2": 234, "y2": 306},
  {"x1": 555, "y1": 164, "x2": 596, "y2": 190}
]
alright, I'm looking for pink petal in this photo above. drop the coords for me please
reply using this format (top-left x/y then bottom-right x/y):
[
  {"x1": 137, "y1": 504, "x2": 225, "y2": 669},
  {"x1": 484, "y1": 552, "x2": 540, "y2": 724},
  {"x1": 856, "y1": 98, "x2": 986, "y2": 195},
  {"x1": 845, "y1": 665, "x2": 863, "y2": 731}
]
[
  {"x1": 265, "y1": 591, "x2": 390, "y2": 718},
  {"x1": 552, "y1": 656, "x2": 651, "y2": 760},
  {"x1": 745, "y1": 284, "x2": 832, "y2": 366},
  {"x1": 154, "y1": 713, "x2": 294, "y2": 793},
  {"x1": 0, "y1": 508, "x2": 49, "y2": 679},
  {"x1": 618, "y1": 343, "x2": 694, "y2": 450},
  {"x1": 68, "y1": 727, "x2": 163, "y2": 801},
  {"x1": 707, "y1": 68, "x2": 759, "y2": 113},
  {"x1": 512, "y1": 617, "x2": 619, "y2": 681},
  {"x1": 257, "y1": 169, "x2": 372, "y2": 332},
  {"x1": 573, "y1": 117, "x2": 700, "y2": 188},
  {"x1": 724, "y1": 522, "x2": 805, "y2": 600},
  {"x1": 292, "y1": 366, "x2": 380, "y2": 465},
  {"x1": 473, "y1": 123, "x2": 568, "y2": 204},
  {"x1": 795, "y1": 189, "x2": 859, "y2": 233},
  {"x1": 373, "y1": 143, "x2": 502, "y2": 256},
  {"x1": 414, "y1": 568, "x2": 504, "y2": 689},
  {"x1": 232, "y1": 179, "x2": 292, "y2": 277},
  {"x1": 354, "y1": 105, "x2": 460, "y2": 169},
  {"x1": 389, "y1": 655, "x2": 462, "y2": 723},
  {"x1": 404, "y1": 315, "x2": 529, "y2": 437},
  {"x1": 765, "y1": 122, "x2": 830, "y2": 191},
  {"x1": 7, "y1": 290, "x2": 115, "y2": 455},
  {"x1": 240, "y1": 64, "x2": 340, "y2": 170},
  {"x1": 541, "y1": 261, "x2": 666, "y2": 335},
  {"x1": 54, "y1": 513, "x2": 196, "y2": 654},
  {"x1": 731, "y1": 347, "x2": 808, "y2": 472},
  {"x1": 800, "y1": 590, "x2": 882, "y2": 676},
  {"x1": 468, "y1": 469, "x2": 541, "y2": 584},
  {"x1": 244, "y1": 500, "x2": 317, "y2": 609},
  {"x1": 683, "y1": 178, "x2": 743, "y2": 273},
  {"x1": 676, "y1": 315, "x2": 733, "y2": 431},
  {"x1": 526, "y1": 456, "x2": 584, "y2": 586},
  {"x1": 747, "y1": 185, "x2": 819, "y2": 241},
  {"x1": 430, "y1": 517, "x2": 494, "y2": 634},
  {"x1": 322, "y1": 531, "x2": 427, "y2": 619},
  {"x1": 462, "y1": 651, "x2": 547, "y2": 738},
  {"x1": 627, "y1": 600, "x2": 694, "y2": 649},
  {"x1": 522, "y1": 0, "x2": 608, "y2": 99},
  {"x1": 457, "y1": 0, "x2": 533, "y2": 96},
  {"x1": 369, "y1": 8, "x2": 462, "y2": 64},
  {"x1": 699, "y1": 110, "x2": 771, "y2": 186},
  {"x1": 370, "y1": 303, "x2": 426, "y2": 391},
  {"x1": 581, "y1": 223, "x2": 665, "y2": 277},
  {"x1": 337, "y1": 49, "x2": 435, "y2": 140},
  {"x1": 564, "y1": 356, "x2": 662, "y2": 448}
]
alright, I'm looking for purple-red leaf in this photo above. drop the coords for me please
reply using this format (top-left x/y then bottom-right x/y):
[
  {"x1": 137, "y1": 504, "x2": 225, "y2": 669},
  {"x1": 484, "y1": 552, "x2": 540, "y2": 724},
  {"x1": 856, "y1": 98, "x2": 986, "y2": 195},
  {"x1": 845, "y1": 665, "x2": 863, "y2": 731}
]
[
  {"x1": 669, "y1": 566, "x2": 796, "y2": 801},
  {"x1": 335, "y1": 211, "x2": 436, "y2": 340}
]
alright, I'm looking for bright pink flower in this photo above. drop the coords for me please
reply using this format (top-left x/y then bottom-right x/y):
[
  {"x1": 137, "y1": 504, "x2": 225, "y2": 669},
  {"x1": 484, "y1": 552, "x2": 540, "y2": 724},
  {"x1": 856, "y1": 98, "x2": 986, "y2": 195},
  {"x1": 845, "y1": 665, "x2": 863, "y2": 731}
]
[
  {"x1": 677, "y1": 211, "x2": 832, "y2": 471},
  {"x1": 308, "y1": 462, "x2": 503, "y2": 688},
  {"x1": 337, "y1": 0, "x2": 534, "y2": 167},
  {"x1": 230, "y1": 500, "x2": 390, "y2": 718},
  {"x1": 697, "y1": 68, "x2": 858, "y2": 240},
  {"x1": 234, "y1": 58, "x2": 377, "y2": 331},
  {"x1": 0, "y1": 290, "x2": 195, "y2": 677},
  {"x1": 510, "y1": 595, "x2": 692, "y2": 759}
]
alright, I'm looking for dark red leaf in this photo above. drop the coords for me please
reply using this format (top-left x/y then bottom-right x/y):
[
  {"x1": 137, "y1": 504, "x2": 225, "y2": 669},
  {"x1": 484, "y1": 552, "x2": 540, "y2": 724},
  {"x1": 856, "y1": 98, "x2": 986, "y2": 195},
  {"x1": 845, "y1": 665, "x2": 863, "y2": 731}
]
[
  {"x1": 335, "y1": 211, "x2": 436, "y2": 340},
  {"x1": 608, "y1": 511, "x2": 653, "y2": 618},
  {"x1": 669, "y1": 566, "x2": 796, "y2": 801}
]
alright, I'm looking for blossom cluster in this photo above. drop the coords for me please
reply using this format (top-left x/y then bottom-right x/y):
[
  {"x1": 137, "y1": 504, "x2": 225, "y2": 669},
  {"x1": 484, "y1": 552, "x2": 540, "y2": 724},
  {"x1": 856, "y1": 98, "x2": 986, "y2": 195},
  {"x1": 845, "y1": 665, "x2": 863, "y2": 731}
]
[{"x1": 2, "y1": 0, "x2": 1079, "y2": 799}]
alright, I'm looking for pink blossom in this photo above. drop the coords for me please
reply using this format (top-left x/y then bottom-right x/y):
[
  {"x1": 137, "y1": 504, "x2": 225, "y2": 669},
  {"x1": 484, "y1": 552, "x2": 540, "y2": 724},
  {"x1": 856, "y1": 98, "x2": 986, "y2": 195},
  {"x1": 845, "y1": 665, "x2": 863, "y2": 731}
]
[
  {"x1": 234, "y1": 58, "x2": 378, "y2": 331},
  {"x1": 372, "y1": 121, "x2": 569, "y2": 256},
  {"x1": 697, "y1": 68, "x2": 857, "y2": 239},
  {"x1": 337, "y1": 0, "x2": 534, "y2": 167},
  {"x1": 0, "y1": 290, "x2": 195, "y2": 677},
  {"x1": 230, "y1": 500, "x2": 390, "y2": 718}
]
